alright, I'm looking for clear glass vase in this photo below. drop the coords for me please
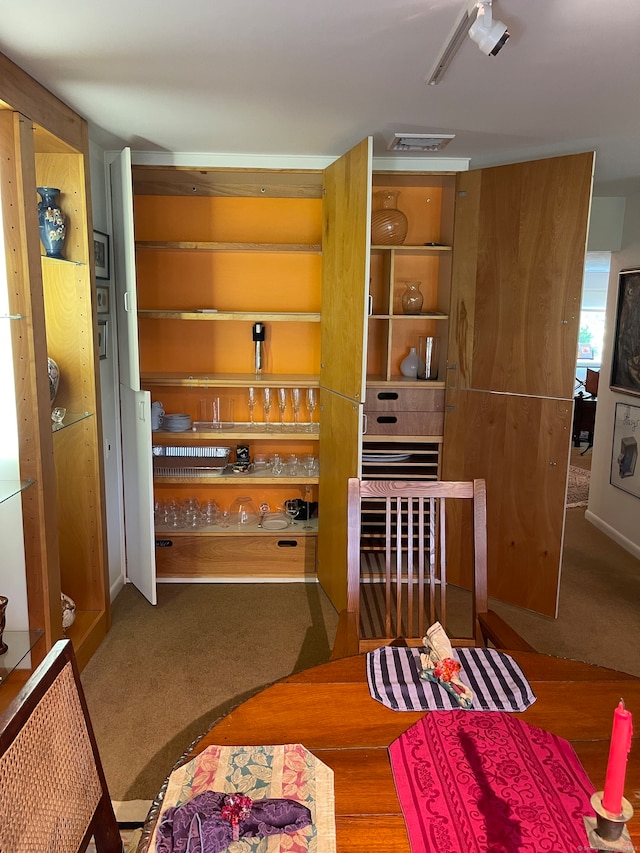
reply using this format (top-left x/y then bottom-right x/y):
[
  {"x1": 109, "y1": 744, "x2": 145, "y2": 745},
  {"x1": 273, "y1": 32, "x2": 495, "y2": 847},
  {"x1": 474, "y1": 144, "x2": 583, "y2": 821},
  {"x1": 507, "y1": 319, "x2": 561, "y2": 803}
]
[
  {"x1": 401, "y1": 280, "x2": 424, "y2": 315},
  {"x1": 371, "y1": 190, "x2": 408, "y2": 245}
]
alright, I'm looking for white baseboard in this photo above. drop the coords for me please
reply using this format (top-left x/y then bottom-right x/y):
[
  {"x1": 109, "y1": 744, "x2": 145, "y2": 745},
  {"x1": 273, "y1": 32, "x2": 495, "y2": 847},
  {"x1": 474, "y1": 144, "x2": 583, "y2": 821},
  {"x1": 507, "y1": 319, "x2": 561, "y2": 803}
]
[{"x1": 584, "y1": 509, "x2": 640, "y2": 560}]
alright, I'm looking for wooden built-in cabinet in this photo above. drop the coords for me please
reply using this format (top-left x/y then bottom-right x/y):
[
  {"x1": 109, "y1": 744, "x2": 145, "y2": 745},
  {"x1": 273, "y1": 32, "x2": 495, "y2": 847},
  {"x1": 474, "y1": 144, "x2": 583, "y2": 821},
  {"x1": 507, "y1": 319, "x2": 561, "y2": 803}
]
[
  {"x1": 0, "y1": 53, "x2": 109, "y2": 693},
  {"x1": 116, "y1": 166, "x2": 326, "y2": 587},
  {"x1": 113, "y1": 140, "x2": 593, "y2": 621}
]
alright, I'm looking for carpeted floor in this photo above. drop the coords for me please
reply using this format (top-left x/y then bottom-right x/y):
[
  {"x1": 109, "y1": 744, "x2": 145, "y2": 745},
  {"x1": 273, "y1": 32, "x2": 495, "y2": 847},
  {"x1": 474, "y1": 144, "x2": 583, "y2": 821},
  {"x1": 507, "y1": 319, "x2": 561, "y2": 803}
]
[
  {"x1": 566, "y1": 464, "x2": 591, "y2": 507},
  {"x1": 82, "y1": 583, "x2": 339, "y2": 803}
]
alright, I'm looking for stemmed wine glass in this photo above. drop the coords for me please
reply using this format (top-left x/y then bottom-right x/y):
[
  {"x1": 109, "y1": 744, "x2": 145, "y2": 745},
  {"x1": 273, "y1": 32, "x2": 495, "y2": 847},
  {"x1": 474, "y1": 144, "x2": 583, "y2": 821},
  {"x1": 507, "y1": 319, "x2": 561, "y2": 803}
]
[
  {"x1": 306, "y1": 388, "x2": 317, "y2": 432},
  {"x1": 278, "y1": 388, "x2": 288, "y2": 428},
  {"x1": 284, "y1": 499, "x2": 299, "y2": 527},
  {"x1": 262, "y1": 387, "x2": 272, "y2": 431},
  {"x1": 291, "y1": 388, "x2": 301, "y2": 425},
  {"x1": 247, "y1": 387, "x2": 257, "y2": 428}
]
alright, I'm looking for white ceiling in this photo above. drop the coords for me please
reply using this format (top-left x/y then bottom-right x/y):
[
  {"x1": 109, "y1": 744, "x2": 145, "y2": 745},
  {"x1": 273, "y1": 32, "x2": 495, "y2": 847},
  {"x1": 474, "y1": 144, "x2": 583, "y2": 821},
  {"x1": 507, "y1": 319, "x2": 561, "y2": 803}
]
[{"x1": 1, "y1": 0, "x2": 640, "y2": 195}]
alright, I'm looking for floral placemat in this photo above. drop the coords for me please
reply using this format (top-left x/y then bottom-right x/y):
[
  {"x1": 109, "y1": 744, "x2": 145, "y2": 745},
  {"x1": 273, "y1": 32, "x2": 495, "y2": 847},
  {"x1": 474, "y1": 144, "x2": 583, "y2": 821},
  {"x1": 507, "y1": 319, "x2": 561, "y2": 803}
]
[
  {"x1": 389, "y1": 711, "x2": 595, "y2": 852},
  {"x1": 148, "y1": 744, "x2": 335, "y2": 852}
]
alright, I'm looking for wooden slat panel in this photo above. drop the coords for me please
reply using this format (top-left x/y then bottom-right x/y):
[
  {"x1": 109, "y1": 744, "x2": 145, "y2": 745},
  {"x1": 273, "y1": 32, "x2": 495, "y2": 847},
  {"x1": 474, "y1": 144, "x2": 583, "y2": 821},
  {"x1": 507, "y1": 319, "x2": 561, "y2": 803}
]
[{"x1": 443, "y1": 388, "x2": 571, "y2": 614}]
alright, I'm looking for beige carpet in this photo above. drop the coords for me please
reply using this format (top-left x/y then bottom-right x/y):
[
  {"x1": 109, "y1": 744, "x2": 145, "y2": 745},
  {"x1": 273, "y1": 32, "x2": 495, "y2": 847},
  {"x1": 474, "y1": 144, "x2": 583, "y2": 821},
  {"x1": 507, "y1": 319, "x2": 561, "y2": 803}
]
[
  {"x1": 82, "y1": 583, "x2": 339, "y2": 803},
  {"x1": 566, "y1": 465, "x2": 591, "y2": 507}
]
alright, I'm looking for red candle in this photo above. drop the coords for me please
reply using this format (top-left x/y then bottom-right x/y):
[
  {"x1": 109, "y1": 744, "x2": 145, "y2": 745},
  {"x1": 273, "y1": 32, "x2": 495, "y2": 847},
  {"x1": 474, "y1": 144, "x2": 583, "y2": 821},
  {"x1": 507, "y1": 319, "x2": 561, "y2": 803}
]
[{"x1": 602, "y1": 699, "x2": 633, "y2": 814}]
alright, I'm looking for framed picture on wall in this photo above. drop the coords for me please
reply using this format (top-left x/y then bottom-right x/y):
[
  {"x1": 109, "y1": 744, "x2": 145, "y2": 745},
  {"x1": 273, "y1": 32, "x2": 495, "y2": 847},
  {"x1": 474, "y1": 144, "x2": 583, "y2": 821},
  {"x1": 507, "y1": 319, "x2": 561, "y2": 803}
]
[
  {"x1": 97, "y1": 320, "x2": 108, "y2": 360},
  {"x1": 610, "y1": 268, "x2": 640, "y2": 396},
  {"x1": 96, "y1": 286, "x2": 109, "y2": 314},
  {"x1": 93, "y1": 229, "x2": 110, "y2": 280},
  {"x1": 610, "y1": 401, "x2": 640, "y2": 497}
]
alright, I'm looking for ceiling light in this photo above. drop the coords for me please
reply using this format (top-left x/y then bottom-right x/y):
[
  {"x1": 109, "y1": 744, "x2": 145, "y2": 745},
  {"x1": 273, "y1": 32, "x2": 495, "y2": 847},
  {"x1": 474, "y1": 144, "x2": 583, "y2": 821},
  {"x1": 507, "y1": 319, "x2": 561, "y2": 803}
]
[
  {"x1": 426, "y1": 0, "x2": 510, "y2": 86},
  {"x1": 388, "y1": 133, "x2": 456, "y2": 152},
  {"x1": 468, "y1": 0, "x2": 510, "y2": 56}
]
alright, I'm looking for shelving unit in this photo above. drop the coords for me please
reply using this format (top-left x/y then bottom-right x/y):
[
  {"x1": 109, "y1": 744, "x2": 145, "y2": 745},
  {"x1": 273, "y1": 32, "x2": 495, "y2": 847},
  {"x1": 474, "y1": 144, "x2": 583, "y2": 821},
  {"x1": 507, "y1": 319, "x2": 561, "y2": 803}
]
[
  {"x1": 364, "y1": 174, "x2": 455, "y2": 482},
  {"x1": 0, "y1": 74, "x2": 109, "y2": 682},
  {"x1": 131, "y1": 173, "x2": 323, "y2": 580}
]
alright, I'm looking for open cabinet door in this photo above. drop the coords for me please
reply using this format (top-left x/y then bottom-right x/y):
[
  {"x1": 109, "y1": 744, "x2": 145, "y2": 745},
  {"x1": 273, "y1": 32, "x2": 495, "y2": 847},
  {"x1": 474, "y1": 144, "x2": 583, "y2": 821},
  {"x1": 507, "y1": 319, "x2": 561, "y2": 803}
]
[
  {"x1": 443, "y1": 152, "x2": 594, "y2": 617},
  {"x1": 111, "y1": 148, "x2": 157, "y2": 604},
  {"x1": 317, "y1": 138, "x2": 371, "y2": 611}
]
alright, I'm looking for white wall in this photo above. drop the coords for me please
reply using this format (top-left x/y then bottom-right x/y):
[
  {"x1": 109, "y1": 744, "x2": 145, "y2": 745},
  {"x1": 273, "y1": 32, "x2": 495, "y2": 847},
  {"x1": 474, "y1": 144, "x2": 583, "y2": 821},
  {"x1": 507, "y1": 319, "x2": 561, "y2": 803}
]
[
  {"x1": 586, "y1": 190, "x2": 640, "y2": 561},
  {"x1": 89, "y1": 137, "x2": 126, "y2": 600}
]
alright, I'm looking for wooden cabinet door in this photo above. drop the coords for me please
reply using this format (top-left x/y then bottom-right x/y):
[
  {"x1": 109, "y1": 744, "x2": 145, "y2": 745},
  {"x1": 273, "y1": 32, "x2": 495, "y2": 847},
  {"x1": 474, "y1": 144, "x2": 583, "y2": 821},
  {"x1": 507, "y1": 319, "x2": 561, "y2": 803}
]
[
  {"x1": 443, "y1": 152, "x2": 594, "y2": 617},
  {"x1": 317, "y1": 138, "x2": 371, "y2": 611}
]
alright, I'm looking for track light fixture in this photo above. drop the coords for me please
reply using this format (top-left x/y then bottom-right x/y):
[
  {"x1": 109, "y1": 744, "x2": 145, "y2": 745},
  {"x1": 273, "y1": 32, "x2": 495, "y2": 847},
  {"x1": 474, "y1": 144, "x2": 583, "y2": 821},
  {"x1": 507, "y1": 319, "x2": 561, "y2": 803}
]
[{"x1": 426, "y1": 0, "x2": 510, "y2": 86}]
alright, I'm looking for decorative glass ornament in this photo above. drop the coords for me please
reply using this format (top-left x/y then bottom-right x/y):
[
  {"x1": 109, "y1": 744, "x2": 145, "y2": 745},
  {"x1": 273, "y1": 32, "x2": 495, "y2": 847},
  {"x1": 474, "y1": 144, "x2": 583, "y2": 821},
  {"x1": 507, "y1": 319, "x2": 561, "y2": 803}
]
[
  {"x1": 48, "y1": 357, "x2": 60, "y2": 404},
  {"x1": 401, "y1": 281, "x2": 424, "y2": 315},
  {"x1": 400, "y1": 347, "x2": 420, "y2": 379},
  {"x1": 37, "y1": 187, "x2": 67, "y2": 259},
  {"x1": 371, "y1": 190, "x2": 408, "y2": 245}
]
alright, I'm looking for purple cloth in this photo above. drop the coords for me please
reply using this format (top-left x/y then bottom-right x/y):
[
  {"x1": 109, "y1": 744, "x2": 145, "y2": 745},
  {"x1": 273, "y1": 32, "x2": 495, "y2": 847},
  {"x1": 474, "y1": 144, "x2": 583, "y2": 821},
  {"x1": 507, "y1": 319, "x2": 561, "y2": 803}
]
[{"x1": 155, "y1": 790, "x2": 312, "y2": 853}]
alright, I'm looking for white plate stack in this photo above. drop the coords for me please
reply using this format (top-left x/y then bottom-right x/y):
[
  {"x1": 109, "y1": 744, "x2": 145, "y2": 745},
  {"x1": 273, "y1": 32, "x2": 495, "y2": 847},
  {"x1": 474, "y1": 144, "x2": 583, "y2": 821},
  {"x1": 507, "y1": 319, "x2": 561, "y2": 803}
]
[{"x1": 162, "y1": 413, "x2": 192, "y2": 432}]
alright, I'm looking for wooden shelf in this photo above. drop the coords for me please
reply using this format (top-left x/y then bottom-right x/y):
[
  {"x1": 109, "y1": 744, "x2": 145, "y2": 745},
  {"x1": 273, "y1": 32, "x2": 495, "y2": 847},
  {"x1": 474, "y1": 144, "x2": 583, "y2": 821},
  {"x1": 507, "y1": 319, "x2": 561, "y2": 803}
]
[
  {"x1": 155, "y1": 519, "x2": 318, "y2": 536},
  {"x1": 153, "y1": 425, "x2": 318, "y2": 440},
  {"x1": 154, "y1": 473, "x2": 318, "y2": 485},
  {"x1": 138, "y1": 310, "x2": 320, "y2": 322},
  {"x1": 142, "y1": 373, "x2": 320, "y2": 388},
  {"x1": 371, "y1": 244, "x2": 452, "y2": 253},
  {"x1": 369, "y1": 312, "x2": 448, "y2": 320},
  {"x1": 136, "y1": 240, "x2": 321, "y2": 253}
]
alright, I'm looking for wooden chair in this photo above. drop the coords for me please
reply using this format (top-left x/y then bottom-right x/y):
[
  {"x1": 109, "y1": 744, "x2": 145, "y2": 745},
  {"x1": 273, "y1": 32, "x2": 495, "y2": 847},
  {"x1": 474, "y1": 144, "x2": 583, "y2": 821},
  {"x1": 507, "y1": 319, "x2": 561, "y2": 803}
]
[
  {"x1": 331, "y1": 478, "x2": 535, "y2": 658},
  {"x1": 0, "y1": 639, "x2": 123, "y2": 853}
]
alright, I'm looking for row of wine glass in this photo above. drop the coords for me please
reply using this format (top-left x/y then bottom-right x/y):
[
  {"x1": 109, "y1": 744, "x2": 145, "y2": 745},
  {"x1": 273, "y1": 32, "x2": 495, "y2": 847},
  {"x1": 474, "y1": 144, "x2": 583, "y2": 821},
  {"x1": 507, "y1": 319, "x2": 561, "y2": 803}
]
[{"x1": 198, "y1": 387, "x2": 318, "y2": 431}]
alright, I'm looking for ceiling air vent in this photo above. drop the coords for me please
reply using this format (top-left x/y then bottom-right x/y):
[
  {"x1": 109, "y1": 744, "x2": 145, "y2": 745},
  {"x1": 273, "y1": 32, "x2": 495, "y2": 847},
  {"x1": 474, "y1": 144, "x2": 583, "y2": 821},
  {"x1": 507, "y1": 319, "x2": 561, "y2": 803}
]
[{"x1": 388, "y1": 133, "x2": 455, "y2": 152}]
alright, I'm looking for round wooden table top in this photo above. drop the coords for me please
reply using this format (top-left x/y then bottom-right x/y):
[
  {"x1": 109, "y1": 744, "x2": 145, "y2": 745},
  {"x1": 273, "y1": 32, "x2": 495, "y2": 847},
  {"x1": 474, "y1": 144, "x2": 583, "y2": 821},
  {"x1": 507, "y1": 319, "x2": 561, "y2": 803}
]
[{"x1": 140, "y1": 651, "x2": 640, "y2": 853}]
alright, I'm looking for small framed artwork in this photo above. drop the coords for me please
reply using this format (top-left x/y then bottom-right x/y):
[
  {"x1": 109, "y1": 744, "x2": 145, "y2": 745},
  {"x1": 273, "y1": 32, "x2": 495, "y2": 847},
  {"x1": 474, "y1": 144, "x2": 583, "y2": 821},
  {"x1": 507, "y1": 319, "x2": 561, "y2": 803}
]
[
  {"x1": 610, "y1": 268, "x2": 640, "y2": 396},
  {"x1": 96, "y1": 285, "x2": 109, "y2": 315},
  {"x1": 610, "y1": 401, "x2": 640, "y2": 497},
  {"x1": 93, "y1": 229, "x2": 110, "y2": 280},
  {"x1": 97, "y1": 320, "x2": 108, "y2": 360}
]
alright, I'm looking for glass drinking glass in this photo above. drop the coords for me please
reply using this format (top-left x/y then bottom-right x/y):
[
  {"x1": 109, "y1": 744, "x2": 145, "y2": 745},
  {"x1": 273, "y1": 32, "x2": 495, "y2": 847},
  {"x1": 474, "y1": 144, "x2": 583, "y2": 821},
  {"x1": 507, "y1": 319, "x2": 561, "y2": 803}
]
[
  {"x1": 262, "y1": 387, "x2": 272, "y2": 430},
  {"x1": 278, "y1": 388, "x2": 288, "y2": 427},
  {"x1": 247, "y1": 387, "x2": 257, "y2": 428},
  {"x1": 291, "y1": 388, "x2": 301, "y2": 425},
  {"x1": 306, "y1": 388, "x2": 317, "y2": 431},
  {"x1": 284, "y1": 499, "x2": 299, "y2": 527}
]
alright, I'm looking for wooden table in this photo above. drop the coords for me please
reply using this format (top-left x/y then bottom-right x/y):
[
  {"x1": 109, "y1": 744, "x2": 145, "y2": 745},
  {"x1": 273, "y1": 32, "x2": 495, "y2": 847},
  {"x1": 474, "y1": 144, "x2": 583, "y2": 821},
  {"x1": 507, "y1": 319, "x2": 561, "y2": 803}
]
[{"x1": 139, "y1": 652, "x2": 640, "y2": 852}]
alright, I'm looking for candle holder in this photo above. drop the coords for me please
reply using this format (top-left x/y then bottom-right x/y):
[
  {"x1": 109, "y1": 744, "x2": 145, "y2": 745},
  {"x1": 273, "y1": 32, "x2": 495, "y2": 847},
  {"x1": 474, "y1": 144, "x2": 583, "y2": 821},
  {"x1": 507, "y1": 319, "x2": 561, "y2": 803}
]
[{"x1": 583, "y1": 792, "x2": 635, "y2": 852}]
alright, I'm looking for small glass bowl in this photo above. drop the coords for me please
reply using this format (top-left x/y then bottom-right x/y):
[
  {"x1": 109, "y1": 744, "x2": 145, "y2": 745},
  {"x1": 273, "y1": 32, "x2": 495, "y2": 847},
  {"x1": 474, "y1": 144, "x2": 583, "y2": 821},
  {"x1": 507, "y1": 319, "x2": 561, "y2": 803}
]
[{"x1": 51, "y1": 407, "x2": 66, "y2": 424}]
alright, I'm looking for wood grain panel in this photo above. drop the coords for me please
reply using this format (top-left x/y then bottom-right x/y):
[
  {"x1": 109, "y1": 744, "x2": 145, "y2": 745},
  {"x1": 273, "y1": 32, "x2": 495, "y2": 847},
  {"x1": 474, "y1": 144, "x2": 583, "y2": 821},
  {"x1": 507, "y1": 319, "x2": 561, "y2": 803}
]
[
  {"x1": 443, "y1": 388, "x2": 572, "y2": 615},
  {"x1": 320, "y1": 138, "x2": 371, "y2": 402},
  {"x1": 0, "y1": 52, "x2": 85, "y2": 150},
  {"x1": 132, "y1": 166, "x2": 323, "y2": 199},
  {"x1": 317, "y1": 390, "x2": 362, "y2": 611},
  {"x1": 154, "y1": 533, "x2": 317, "y2": 578},
  {"x1": 451, "y1": 153, "x2": 593, "y2": 398},
  {"x1": 364, "y1": 387, "x2": 444, "y2": 411}
]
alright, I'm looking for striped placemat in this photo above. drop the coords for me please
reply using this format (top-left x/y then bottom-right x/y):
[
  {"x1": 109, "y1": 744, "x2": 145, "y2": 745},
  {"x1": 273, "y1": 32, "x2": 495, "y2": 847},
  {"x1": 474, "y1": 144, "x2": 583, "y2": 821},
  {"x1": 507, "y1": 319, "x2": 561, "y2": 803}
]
[{"x1": 367, "y1": 646, "x2": 536, "y2": 712}]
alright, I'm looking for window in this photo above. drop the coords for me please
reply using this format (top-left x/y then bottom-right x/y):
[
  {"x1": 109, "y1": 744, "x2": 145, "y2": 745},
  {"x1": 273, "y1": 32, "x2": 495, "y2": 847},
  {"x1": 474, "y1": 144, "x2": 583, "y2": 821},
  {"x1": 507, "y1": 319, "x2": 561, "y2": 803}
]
[{"x1": 576, "y1": 251, "x2": 610, "y2": 393}]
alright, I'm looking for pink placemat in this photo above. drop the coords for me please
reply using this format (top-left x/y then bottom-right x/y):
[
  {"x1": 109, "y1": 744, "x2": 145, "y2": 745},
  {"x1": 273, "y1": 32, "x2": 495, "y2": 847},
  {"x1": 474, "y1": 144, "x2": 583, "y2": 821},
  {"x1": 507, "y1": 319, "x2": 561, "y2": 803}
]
[{"x1": 389, "y1": 711, "x2": 595, "y2": 852}]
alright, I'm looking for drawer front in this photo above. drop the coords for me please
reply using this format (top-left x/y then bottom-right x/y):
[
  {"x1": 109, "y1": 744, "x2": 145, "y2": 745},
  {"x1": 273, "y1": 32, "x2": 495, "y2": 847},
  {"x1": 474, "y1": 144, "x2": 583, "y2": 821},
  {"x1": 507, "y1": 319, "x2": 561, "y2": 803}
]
[
  {"x1": 365, "y1": 387, "x2": 444, "y2": 412},
  {"x1": 364, "y1": 410, "x2": 444, "y2": 436},
  {"x1": 155, "y1": 534, "x2": 317, "y2": 578}
]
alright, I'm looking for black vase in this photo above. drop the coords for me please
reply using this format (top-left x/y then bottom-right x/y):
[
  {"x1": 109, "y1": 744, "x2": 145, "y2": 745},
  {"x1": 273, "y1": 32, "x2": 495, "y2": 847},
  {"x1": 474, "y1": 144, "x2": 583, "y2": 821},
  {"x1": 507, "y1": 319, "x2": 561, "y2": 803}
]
[{"x1": 37, "y1": 187, "x2": 66, "y2": 259}]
